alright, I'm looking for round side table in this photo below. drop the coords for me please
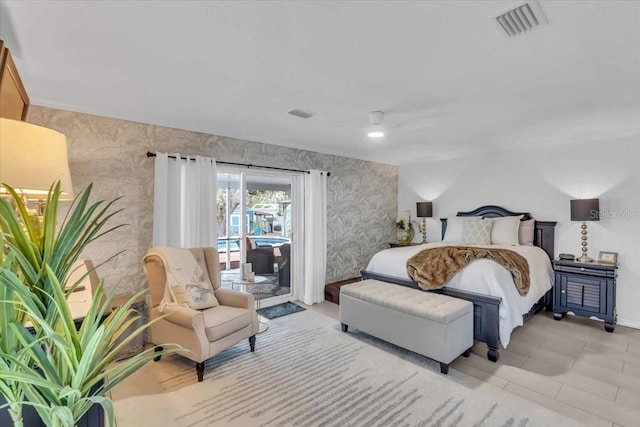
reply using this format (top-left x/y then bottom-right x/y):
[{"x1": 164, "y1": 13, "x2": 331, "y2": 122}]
[{"x1": 232, "y1": 276, "x2": 269, "y2": 333}]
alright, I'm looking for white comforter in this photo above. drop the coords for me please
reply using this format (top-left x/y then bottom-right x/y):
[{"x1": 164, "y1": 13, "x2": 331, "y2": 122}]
[{"x1": 365, "y1": 242, "x2": 554, "y2": 347}]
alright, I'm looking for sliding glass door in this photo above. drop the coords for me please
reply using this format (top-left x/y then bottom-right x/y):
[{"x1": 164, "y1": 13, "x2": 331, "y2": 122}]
[{"x1": 217, "y1": 168, "x2": 300, "y2": 308}]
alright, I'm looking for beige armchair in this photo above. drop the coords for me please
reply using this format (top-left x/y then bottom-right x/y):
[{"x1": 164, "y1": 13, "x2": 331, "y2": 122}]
[{"x1": 143, "y1": 247, "x2": 259, "y2": 382}]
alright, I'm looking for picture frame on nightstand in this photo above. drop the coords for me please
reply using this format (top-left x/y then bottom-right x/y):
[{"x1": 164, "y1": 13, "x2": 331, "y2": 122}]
[{"x1": 598, "y1": 251, "x2": 618, "y2": 265}]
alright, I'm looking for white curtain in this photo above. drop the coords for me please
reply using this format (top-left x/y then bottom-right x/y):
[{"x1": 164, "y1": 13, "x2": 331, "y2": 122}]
[
  {"x1": 152, "y1": 152, "x2": 217, "y2": 248},
  {"x1": 303, "y1": 170, "x2": 327, "y2": 305}
]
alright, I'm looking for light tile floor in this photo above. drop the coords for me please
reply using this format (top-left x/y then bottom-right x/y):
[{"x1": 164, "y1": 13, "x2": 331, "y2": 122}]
[{"x1": 304, "y1": 301, "x2": 640, "y2": 427}]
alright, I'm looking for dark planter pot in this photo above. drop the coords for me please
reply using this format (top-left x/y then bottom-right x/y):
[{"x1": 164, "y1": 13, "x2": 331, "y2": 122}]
[{"x1": 0, "y1": 383, "x2": 105, "y2": 427}]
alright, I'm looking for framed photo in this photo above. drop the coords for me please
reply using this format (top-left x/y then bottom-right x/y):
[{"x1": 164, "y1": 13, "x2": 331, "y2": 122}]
[{"x1": 598, "y1": 251, "x2": 618, "y2": 265}]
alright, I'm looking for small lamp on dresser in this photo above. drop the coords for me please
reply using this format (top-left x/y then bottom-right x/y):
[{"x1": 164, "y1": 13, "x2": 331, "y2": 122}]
[
  {"x1": 416, "y1": 201, "x2": 433, "y2": 244},
  {"x1": 570, "y1": 198, "x2": 599, "y2": 263}
]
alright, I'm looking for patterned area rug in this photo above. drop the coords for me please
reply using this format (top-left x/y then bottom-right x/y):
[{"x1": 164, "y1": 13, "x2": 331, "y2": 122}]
[
  {"x1": 112, "y1": 310, "x2": 581, "y2": 427},
  {"x1": 258, "y1": 301, "x2": 305, "y2": 319}
]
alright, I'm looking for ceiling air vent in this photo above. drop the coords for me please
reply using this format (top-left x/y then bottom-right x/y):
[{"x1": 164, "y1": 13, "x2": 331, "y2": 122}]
[
  {"x1": 494, "y1": 1, "x2": 548, "y2": 37},
  {"x1": 288, "y1": 109, "x2": 314, "y2": 119}
]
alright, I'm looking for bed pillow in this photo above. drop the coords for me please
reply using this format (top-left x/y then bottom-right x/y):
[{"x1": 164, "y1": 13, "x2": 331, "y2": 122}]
[
  {"x1": 461, "y1": 219, "x2": 493, "y2": 245},
  {"x1": 518, "y1": 219, "x2": 535, "y2": 246},
  {"x1": 489, "y1": 215, "x2": 523, "y2": 246},
  {"x1": 443, "y1": 216, "x2": 482, "y2": 243}
]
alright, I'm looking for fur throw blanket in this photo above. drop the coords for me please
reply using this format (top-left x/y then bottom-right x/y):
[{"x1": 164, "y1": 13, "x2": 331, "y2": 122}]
[{"x1": 406, "y1": 246, "x2": 530, "y2": 295}]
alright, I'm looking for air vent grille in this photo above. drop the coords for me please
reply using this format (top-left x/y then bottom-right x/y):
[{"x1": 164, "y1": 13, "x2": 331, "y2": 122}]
[
  {"x1": 288, "y1": 109, "x2": 314, "y2": 119},
  {"x1": 495, "y1": 1, "x2": 548, "y2": 37}
]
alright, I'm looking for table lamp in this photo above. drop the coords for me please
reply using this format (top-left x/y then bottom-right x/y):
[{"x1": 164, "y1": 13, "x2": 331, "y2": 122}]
[
  {"x1": 570, "y1": 198, "x2": 599, "y2": 263},
  {"x1": 0, "y1": 118, "x2": 73, "y2": 206},
  {"x1": 416, "y1": 201, "x2": 433, "y2": 244}
]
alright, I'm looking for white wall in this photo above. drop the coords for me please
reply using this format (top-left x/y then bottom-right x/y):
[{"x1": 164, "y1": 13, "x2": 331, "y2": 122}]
[{"x1": 398, "y1": 135, "x2": 640, "y2": 329}]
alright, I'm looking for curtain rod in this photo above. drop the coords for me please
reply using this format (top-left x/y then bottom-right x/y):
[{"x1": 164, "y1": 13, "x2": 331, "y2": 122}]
[{"x1": 146, "y1": 151, "x2": 330, "y2": 176}]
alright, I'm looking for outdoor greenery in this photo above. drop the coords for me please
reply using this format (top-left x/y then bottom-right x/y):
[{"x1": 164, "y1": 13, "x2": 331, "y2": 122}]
[
  {"x1": 216, "y1": 187, "x2": 290, "y2": 236},
  {"x1": 247, "y1": 190, "x2": 290, "y2": 207},
  {"x1": 0, "y1": 182, "x2": 178, "y2": 427}
]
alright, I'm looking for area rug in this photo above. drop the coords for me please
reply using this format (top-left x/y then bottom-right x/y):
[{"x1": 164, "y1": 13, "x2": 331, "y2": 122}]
[
  {"x1": 112, "y1": 310, "x2": 581, "y2": 427},
  {"x1": 258, "y1": 301, "x2": 305, "y2": 319}
]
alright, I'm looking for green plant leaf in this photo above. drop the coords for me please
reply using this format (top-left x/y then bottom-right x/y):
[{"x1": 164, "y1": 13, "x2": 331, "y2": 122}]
[{"x1": 1, "y1": 180, "x2": 184, "y2": 427}]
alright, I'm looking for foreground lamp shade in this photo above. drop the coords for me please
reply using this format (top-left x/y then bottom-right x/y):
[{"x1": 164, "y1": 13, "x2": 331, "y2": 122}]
[
  {"x1": 570, "y1": 198, "x2": 599, "y2": 263},
  {"x1": 0, "y1": 118, "x2": 73, "y2": 199}
]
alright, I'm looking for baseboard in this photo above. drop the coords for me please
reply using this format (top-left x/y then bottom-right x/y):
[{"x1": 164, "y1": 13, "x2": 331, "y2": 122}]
[
  {"x1": 617, "y1": 318, "x2": 640, "y2": 330},
  {"x1": 565, "y1": 312, "x2": 640, "y2": 331}
]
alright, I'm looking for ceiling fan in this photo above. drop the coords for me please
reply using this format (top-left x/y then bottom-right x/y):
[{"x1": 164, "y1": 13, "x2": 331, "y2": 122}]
[
  {"x1": 363, "y1": 109, "x2": 444, "y2": 142},
  {"x1": 366, "y1": 111, "x2": 385, "y2": 139},
  {"x1": 317, "y1": 111, "x2": 397, "y2": 142},
  {"x1": 311, "y1": 107, "x2": 445, "y2": 142}
]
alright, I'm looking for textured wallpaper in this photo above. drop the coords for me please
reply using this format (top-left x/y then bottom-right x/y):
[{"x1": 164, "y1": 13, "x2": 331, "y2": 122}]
[{"x1": 27, "y1": 106, "x2": 398, "y2": 296}]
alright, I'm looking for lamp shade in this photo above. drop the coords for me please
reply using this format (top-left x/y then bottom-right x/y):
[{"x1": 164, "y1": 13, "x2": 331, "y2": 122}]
[
  {"x1": 0, "y1": 118, "x2": 73, "y2": 199},
  {"x1": 570, "y1": 199, "x2": 599, "y2": 221},
  {"x1": 416, "y1": 201, "x2": 433, "y2": 218}
]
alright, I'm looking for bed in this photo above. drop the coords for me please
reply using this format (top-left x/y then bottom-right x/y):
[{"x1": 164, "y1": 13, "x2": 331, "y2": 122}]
[{"x1": 360, "y1": 205, "x2": 557, "y2": 362}]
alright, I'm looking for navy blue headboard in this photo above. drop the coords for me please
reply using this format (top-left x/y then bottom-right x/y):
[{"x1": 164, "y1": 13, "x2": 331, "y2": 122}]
[{"x1": 440, "y1": 205, "x2": 556, "y2": 260}]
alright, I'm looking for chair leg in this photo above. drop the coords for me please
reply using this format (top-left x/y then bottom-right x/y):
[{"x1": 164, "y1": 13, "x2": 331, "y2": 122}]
[
  {"x1": 249, "y1": 335, "x2": 256, "y2": 352},
  {"x1": 196, "y1": 361, "x2": 205, "y2": 382},
  {"x1": 153, "y1": 346, "x2": 163, "y2": 362}
]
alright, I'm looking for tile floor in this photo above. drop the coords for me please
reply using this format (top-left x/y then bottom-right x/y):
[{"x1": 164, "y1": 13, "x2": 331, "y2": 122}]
[{"x1": 303, "y1": 301, "x2": 640, "y2": 427}]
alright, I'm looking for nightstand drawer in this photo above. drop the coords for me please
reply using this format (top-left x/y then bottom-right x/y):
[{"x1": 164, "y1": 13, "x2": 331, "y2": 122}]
[{"x1": 553, "y1": 264, "x2": 616, "y2": 278}]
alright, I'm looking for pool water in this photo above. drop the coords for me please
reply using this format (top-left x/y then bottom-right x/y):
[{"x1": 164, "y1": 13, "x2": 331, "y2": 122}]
[{"x1": 217, "y1": 237, "x2": 289, "y2": 252}]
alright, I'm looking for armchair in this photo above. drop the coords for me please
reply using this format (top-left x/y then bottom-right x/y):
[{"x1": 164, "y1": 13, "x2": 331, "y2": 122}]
[
  {"x1": 143, "y1": 247, "x2": 259, "y2": 382},
  {"x1": 278, "y1": 243, "x2": 291, "y2": 287},
  {"x1": 245, "y1": 237, "x2": 275, "y2": 274}
]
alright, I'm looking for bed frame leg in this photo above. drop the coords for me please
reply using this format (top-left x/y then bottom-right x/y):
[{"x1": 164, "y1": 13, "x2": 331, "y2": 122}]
[
  {"x1": 341, "y1": 323, "x2": 348, "y2": 332},
  {"x1": 487, "y1": 347, "x2": 499, "y2": 362},
  {"x1": 543, "y1": 288, "x2": 553, "y2": 311}
]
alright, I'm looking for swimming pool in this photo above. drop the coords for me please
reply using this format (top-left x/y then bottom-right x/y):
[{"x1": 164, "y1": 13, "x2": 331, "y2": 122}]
[{"x1": 217, "y1": 237, "x2": 289, "y2": 252}]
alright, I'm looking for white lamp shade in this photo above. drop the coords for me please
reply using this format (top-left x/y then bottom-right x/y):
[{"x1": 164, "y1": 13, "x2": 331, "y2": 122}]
[{"x1": 0, "y1": 118, "x2": 73, "y2": 199}]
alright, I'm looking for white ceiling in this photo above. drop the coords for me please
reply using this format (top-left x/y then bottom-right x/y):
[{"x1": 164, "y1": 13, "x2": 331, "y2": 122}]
[{"x1": 1, "y1": 1, "x2": 639, "y2": 165}]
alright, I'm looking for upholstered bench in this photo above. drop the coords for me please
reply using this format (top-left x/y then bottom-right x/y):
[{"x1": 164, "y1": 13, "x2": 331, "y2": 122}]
[{"x1": 340, "y1": 279, "x2": 473, "y2": 374}]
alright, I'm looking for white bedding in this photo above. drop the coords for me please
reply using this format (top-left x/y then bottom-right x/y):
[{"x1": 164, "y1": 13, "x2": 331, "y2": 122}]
[{"x1": 365, "y1": 242, "x2": 554, "y2": 347}]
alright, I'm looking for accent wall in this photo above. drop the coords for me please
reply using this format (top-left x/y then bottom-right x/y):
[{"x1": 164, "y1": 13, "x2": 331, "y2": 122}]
[{"x1": 27, "y1": 106, "x2": 397, "y2": 297}]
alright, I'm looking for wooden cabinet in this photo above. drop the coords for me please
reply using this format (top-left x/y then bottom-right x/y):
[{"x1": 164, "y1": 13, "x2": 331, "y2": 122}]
[
  {"x1": 553, "y1": 259, "x2": 617, "y2": 332},
  {"x1": 0, "y1": 40, "x2": 30, "y2": 120}
]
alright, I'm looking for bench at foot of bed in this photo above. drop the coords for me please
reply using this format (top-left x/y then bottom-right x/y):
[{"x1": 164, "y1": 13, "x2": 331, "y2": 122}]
[{"x1": 339, "y1": 279, "x2": 474, "y2": 374}]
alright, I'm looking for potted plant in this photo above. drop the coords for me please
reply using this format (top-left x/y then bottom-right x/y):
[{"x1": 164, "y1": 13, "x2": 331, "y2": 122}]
[
  {"x1": 395, "y1": 211, "x2": 415, "y2": 244},
  {"x1": 0, "y1": 182, "x2": 179, "y2": 427}
]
